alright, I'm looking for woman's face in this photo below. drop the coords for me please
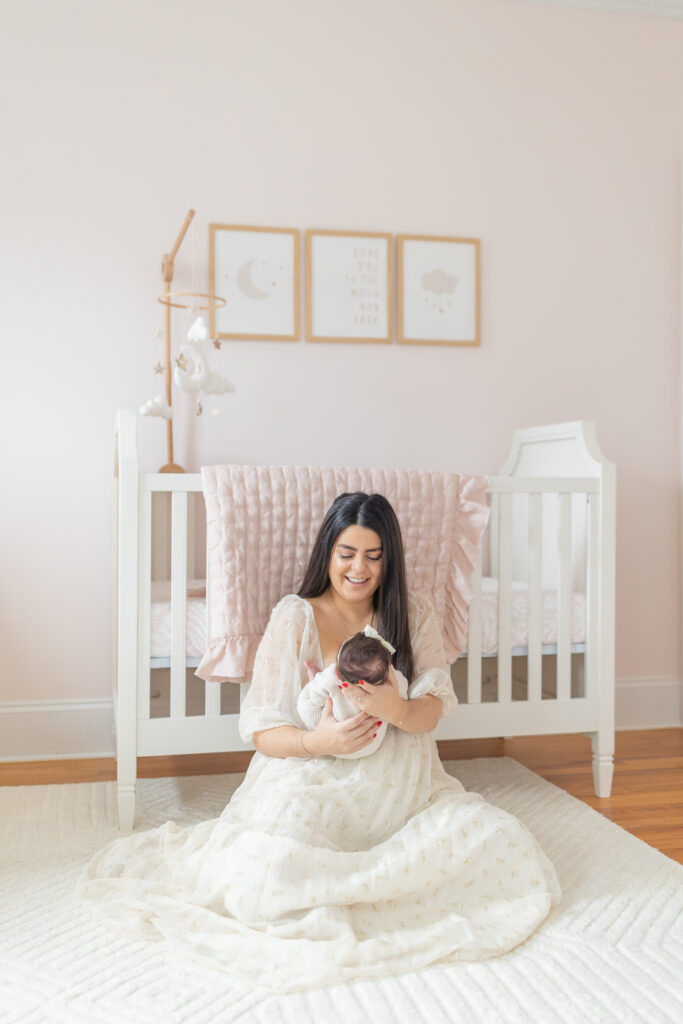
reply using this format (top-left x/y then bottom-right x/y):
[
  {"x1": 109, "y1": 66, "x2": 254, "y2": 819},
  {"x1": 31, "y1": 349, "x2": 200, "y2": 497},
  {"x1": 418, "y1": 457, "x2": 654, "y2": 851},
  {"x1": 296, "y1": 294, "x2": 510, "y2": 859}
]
[{"x1": 327, "y1": 525, "x2": 383, "y2": 604}]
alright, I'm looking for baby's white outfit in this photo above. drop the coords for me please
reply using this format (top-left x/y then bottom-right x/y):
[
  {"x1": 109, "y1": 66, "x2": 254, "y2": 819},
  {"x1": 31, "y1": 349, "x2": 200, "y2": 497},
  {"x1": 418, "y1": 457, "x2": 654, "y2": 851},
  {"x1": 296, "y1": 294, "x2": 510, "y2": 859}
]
[{"x1": 297, "y1": 664, "x2": 409, "y2": 759}]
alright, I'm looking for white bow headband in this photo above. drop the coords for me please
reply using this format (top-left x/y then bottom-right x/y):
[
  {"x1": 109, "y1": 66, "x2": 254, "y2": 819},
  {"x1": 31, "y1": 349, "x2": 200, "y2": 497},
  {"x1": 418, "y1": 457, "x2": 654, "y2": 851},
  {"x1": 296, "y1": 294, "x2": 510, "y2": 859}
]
[{"x1": 362, "y1": 624, "x2": 396, "y2": 655}]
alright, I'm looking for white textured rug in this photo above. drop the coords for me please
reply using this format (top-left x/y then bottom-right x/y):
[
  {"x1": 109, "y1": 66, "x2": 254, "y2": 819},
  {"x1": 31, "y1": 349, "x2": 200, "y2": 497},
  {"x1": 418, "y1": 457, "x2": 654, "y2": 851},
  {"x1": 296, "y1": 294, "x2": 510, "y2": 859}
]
[{"x1": 0, "y1": 758, "x2": 681, "y2": 1024}]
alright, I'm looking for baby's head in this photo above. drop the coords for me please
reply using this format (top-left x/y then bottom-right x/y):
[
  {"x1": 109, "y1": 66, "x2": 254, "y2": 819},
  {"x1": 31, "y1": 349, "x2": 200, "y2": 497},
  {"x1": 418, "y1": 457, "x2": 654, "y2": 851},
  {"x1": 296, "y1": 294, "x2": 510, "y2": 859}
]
[{"x1": 337, "y1": 632, "x2": 392, "y2": 686}]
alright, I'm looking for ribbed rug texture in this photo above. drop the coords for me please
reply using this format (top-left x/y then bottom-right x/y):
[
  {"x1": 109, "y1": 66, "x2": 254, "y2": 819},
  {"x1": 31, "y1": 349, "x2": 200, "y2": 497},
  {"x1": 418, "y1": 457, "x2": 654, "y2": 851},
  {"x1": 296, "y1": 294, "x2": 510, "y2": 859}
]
[{"x1": 1, "y1": 757, "x2": 681, "y2": 1024}]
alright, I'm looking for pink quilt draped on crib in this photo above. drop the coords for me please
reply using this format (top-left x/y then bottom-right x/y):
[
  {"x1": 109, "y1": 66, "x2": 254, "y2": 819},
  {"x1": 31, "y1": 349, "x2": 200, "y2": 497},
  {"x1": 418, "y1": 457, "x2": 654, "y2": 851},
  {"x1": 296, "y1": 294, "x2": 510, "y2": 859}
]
[{"x1": 196, "y1": 465, "x2": 490, "y2": 683}]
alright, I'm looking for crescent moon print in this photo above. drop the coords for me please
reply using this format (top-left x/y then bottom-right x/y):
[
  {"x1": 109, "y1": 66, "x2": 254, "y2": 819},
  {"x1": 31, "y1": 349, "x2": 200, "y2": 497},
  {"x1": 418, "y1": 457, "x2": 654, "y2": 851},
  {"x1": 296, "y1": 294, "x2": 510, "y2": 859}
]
[
  {"x1": 210, "y1": 225, "x2": 299, "y2": 339},
  {"x1": 236, "y1": 260, "x2": 271, "y2": 300}
]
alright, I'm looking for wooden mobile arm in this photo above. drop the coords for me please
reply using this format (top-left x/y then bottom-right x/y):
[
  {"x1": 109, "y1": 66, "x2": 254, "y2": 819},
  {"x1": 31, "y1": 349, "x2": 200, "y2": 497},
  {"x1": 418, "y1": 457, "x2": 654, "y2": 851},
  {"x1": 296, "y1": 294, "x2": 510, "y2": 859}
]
[
  {"x1": 160, "y1": 209, "x2": 195, "y2": 472},
  {"x1": 162, "y1": 208, "x2": 195, "y2": 284}
]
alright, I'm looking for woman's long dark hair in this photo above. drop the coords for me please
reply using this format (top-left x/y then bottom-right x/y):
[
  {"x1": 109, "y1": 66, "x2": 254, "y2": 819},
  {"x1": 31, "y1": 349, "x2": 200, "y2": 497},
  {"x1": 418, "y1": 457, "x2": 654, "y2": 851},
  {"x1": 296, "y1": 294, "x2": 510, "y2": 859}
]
[{"x1": 298, "y1": 492, "x2": 414, "y2": 683}]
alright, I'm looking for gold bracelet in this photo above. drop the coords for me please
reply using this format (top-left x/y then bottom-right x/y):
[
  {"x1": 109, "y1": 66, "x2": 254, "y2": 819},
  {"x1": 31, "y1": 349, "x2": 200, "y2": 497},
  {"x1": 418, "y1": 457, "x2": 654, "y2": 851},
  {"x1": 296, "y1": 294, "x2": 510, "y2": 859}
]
[{"x1": 299, "y1": 730, "x2": 313, "y2": 757}]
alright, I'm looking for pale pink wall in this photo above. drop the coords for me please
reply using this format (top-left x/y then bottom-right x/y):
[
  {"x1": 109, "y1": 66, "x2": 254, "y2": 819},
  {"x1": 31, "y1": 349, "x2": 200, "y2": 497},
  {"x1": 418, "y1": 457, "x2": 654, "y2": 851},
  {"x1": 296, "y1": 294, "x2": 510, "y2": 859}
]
[{"x1": 0, "y1": 0, "x2": 681, "y2": 702}]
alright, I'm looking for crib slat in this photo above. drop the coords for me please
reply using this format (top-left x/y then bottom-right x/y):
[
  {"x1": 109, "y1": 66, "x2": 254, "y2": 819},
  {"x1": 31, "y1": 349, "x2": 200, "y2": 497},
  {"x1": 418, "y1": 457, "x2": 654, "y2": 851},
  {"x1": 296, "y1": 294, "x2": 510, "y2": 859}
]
[
  {"x1": 137, "y1": 491, "x2": 152, "y2": 720},
  {"x1": 170, "y1": 491, "x2": 188, "y2": 719},
  {"x1": 557, "y1": 492, "x2": 572, "y2": 700},
  {"x1": 585, "y1": 492, "x2": 600, "y2": 699},
  {"x1": 527, "y1": 493, "x2": 543, "y2": 703},
  {"x1": 497, "y1": 492, "x2": 513, "y2": 703},
  {"x1": 203, "y1": 534, "x2": 221, "y2": 716},
  {"x1": 205, "y1": 682, "x2": 222, "y2": 715},
  {"x1": 466, "y1": 559, "x2": 483, "y2": 704},
  {"x1": 187, "y1": 492, "x2": 196, "y2": 580}
]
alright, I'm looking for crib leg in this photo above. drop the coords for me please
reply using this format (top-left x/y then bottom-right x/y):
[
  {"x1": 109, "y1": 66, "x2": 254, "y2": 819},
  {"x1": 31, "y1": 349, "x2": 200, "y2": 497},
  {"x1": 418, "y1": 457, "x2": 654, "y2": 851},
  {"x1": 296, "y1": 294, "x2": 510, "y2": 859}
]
[
  {"x1": 117, "y1": 780, "x2": 136, "y2": 831},
  {"x1": 116, "y1": 770, "x2": 136, "y2": 827},
  {"x1": 588, "y1": 731, "x2": 614, "y2": 798},
  {"x1": 115, "y1": 687, "x2": 137, "y2": 830},
  {"x1": 116, "y1": 726, "x2": 137, "y2": 831}
]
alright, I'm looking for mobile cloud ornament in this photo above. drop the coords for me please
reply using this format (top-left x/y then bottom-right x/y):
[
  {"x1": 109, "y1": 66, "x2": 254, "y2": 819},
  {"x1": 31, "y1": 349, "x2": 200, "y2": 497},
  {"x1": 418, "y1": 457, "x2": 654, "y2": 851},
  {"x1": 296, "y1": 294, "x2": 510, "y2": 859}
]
[
  {"x1": 140, "y1": 395, "x2": 173, "y2": 419},
  {"x1": 204, "y1": 369, "x2": 236, "y2": 395},
  {"x1": 166, "y1": 314, "x2": 237, "y2": 425},
  {"x1": 187, "y1": 315, "x2": 210, "y2": 343}
]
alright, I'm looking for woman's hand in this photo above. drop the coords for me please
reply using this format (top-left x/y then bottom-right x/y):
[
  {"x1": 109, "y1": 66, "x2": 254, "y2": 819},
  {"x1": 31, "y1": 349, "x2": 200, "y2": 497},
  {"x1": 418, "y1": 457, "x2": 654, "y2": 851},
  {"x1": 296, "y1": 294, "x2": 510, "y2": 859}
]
[
  {"x1": 306, "y1": 697, "x2": 379, "y2": 757},
  {"x1": 346, "y1": 664, "x2": 406, "y2": 725}
]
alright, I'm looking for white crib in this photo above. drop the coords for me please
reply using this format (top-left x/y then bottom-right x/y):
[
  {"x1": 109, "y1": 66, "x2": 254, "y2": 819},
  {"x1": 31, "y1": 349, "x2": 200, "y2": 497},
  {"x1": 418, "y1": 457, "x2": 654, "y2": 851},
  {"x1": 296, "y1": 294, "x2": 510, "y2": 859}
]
[{"x1": 113, "y1": 411, "x2": 616, "y2": 830}]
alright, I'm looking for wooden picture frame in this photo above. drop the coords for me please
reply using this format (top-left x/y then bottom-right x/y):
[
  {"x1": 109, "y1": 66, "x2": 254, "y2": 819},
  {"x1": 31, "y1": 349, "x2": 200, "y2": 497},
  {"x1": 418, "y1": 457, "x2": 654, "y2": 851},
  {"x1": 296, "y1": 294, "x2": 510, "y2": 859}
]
[
  {"x1": 306, "y1": 229, "x2": 393, "y2": 344},
  {"x1": 209, "y1": 224, "x2": 300, "y2": 341},
  {"x1": 397, "y1": 234, "x2": 480, "y2": 346}
]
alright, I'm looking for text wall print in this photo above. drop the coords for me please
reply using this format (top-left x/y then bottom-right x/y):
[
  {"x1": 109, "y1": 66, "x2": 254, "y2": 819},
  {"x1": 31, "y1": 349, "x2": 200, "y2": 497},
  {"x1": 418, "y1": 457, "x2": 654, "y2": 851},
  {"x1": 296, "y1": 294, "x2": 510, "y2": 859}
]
[{"x1": 306, "y1": 230, "x2": 392, "y2": 344}]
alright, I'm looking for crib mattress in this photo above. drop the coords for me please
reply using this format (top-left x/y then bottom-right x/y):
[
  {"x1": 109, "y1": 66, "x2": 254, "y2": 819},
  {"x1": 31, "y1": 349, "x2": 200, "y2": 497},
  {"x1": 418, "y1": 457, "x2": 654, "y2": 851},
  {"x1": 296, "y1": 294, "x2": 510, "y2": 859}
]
[
  {"x1": 464, "y1": 577, "x2": 587, "y2": 655},
  {"x1": 150, "y1": 578, "x2": 587, "y2": 662},
  {"x1": 151, "y1": 580, "x2": 208, "y2": 660}
]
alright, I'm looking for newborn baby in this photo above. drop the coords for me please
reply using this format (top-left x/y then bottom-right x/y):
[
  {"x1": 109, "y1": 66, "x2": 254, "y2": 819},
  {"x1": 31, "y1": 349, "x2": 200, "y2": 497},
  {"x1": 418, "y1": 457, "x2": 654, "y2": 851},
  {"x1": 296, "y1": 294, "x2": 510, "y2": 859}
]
[{"x1": 297, "y1": 625, "x2": 408, "y2": 759}]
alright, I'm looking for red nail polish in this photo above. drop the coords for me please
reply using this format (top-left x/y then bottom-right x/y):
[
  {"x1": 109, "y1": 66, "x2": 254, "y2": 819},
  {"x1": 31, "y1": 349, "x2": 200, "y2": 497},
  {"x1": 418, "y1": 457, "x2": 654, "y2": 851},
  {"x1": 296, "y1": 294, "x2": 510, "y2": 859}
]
[
  {"x1": 377, "y1": 721, "x2": 382, "y2": 725},
  {"x1": 338, "y1": 685, "x2": 343, "y2": 689},
  {"x1": 359, "y1": 680, "x2": 365, "y2": 685},
  {"x1": 373, "y1": 733, "x2": 377, "y2": 738},
  {"x1": 342, "y1": 682, "x2": 348, "y2": 687}
]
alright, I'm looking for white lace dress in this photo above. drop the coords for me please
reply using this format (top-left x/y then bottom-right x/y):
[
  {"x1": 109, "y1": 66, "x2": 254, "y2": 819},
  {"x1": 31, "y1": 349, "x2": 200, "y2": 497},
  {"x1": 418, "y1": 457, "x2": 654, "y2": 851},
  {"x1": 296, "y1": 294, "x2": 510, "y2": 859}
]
[{"x1": 78, "y1": 592, "x2": 561, "y2": 993}]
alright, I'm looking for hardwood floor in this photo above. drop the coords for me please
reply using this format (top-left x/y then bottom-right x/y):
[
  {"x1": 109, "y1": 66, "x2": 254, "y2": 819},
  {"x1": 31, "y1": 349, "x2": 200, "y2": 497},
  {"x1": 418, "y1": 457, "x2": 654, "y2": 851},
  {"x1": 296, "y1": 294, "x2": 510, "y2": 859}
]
[{"x1": 2, "y1": 729, "x2": 681, "y2": 863}]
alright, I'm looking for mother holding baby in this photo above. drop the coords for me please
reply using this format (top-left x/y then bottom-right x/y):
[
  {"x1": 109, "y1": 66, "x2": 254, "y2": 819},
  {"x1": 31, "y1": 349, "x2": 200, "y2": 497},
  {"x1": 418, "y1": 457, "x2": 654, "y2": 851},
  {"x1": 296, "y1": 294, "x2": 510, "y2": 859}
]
[{"x1": 80, "y1": 491, "x2": 561, "y2": 993}]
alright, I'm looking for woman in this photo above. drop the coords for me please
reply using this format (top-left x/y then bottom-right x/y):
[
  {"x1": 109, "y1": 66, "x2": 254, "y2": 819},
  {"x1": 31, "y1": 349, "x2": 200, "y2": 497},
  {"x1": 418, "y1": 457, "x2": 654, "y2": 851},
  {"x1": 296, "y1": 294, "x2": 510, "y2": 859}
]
[{"x1": 79, "y1": 492, "x2": 561, "y2": 993}]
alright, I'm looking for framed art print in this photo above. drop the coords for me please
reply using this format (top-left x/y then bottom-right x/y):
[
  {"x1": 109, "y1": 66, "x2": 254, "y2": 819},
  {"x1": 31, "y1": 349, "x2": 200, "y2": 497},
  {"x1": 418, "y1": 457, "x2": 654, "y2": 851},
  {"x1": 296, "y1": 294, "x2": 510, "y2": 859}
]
[
  {"x1": 209, "y1": 224, "x2": 299, "y2": 340},
  {"x1": 306, "y1": 229, "x2": 392, "y2": 343},
  {"x1": 397, "y1": 234, "x2": 480, "y2": 346}
]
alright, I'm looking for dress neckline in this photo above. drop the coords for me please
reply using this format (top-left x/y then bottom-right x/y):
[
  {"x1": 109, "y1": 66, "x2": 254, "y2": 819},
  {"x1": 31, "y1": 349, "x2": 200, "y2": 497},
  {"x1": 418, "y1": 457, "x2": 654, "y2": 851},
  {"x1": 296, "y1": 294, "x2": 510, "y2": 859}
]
[{"x1": 299, "y1": 594, "x2": 376, "y2": 669}]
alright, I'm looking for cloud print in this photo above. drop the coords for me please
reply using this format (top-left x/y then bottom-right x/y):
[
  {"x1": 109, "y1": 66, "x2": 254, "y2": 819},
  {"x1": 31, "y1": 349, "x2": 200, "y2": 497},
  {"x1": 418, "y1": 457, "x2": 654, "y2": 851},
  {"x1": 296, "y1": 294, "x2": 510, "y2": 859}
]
[
  {"x1": 140, "y1": 395, "x2": 172, "y2": 419},
  {"x1": 422, "y1": 269, "x2": 457, "y2": 296}
]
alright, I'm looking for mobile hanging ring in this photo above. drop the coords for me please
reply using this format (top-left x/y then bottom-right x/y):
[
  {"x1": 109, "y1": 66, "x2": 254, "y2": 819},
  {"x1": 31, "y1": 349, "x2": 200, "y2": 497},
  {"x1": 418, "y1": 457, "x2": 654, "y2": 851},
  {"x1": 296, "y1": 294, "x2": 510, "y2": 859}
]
[{"x1": 157, "y1": 290, "x2": 227, "y2": 311}]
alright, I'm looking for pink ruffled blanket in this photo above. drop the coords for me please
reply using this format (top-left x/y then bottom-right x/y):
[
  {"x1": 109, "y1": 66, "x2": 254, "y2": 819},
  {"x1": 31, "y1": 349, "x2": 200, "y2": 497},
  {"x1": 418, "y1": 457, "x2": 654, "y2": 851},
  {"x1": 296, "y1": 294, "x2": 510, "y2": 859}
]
[{"x1": 196, "y1": 466, "x2": 490, "y2": 683}]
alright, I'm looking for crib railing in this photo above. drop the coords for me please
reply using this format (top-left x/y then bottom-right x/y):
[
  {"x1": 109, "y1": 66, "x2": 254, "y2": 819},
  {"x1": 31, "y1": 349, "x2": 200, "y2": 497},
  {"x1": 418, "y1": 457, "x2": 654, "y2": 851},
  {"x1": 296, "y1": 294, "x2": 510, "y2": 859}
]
[
  {"x1": 131, "y1": 475, "x2": 606, "y2": 733},
  {"x1": 114, "y1": 410, "x2": 615, "y2": 831},
  {"x1": 132, "y1": 473, "x2": 248, "y2": 755},
  {"x1": 474, "y1": 479, "x2": 599, "y2": 693},
  {"x1": 453, "y1": 477, "x2": 602, "y2": 737}
]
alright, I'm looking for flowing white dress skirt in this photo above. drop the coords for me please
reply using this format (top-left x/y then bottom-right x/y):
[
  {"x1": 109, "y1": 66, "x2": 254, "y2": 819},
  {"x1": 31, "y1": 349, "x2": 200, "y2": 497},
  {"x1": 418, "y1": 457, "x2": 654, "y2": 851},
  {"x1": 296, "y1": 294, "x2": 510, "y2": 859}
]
[
  {"x1": 78, "y1": 593, "x2": 561, "y2": 992},
  {"x1": 78, "y1": 730, "x2": 561, "y2": 992}
]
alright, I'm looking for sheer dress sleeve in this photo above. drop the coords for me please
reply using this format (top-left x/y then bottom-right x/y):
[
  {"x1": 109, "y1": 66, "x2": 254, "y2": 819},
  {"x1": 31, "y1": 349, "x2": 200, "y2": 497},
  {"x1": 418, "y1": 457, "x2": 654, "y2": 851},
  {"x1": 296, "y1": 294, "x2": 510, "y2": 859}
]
[
  {"x1": 406, "y1": 591, "x2": 458, "y2": 718},
  {"x1": 238, "y1": 595, "x2": 313, "y2": 744},
  {"x1": 296, "y1": 665, "x2": 339, "y2": 730}
]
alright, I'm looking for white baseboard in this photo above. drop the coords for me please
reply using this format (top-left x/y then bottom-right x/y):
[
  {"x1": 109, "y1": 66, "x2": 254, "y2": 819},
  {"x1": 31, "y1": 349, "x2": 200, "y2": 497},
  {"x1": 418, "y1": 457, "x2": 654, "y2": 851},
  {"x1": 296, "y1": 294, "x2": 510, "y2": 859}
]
[
  {"x1": 614, "y1": 677, "x2": 682, "y2": 730},
  {"x1": 0, "y1": 679, "x2": 680, "y2": 762},
  {"x1": 0, "y1": 699, "x2": 115, "y2": 761}
]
